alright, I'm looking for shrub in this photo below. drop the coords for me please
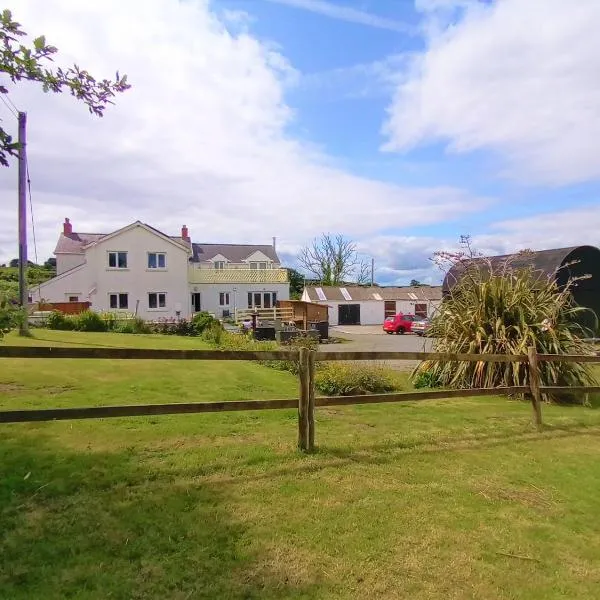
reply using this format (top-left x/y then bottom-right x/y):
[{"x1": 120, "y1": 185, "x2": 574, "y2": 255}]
[
  {"x1": 315, "y1": 362, "x2": 398, "y2": 396},
  {"x1": 414, "y1": 249, "x2": 598, "y2": 397},
  {"x1": 74, "y1": 310, "x2": 107, "y2": 332},
  {"x1": 192, "y1": 311, "x2": 219, "y2": 335},
  {"x1": 412, "y1": 370, "x2": 441, "y2": 389},
  {"x1": 46, "y1": 310, "x2": 75, "y2": 331},
  {"x1": 0, "y1": 294, "x2": 23, "y2": 338},
  {"x1": 201, "y1": 321, "x2": 224, "y2": 345}
]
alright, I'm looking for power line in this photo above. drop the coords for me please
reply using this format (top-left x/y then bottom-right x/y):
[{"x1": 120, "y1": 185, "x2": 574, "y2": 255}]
[
  {"x1": 25, "y1": 159, "x2": 39, "y2": 264},
  {"x1": 4, "y1": 93, "x2": 19, "y2": 114},
  {"x1": 0, "y1": 94, "x2": 18, "y2": 118}
]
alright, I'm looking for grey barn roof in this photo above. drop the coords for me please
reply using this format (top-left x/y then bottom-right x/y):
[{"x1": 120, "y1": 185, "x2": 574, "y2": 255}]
[
  {"x1": 304, "y1": 285, "x2": 442, "y2": 303},
  {"x1": 191, "y1": 243, "x2": 280, "y2": 263},
  {"x1": 442, "y1": 246, "x2": 599, "y2": 293}
]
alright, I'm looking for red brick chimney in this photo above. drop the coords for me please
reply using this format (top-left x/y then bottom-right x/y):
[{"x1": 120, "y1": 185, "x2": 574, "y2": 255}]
[
  {"x1": 63, "y1": 218, "x2": 73, "y2": 235},
  {"x1": 181, "y1": 225, "x2": 190, "y2": 242}
]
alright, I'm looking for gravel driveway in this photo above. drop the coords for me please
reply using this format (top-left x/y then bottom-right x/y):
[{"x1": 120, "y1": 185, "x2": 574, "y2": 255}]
[{"x1": 320, "y1": 325, "x2": 434, "y2": 371}]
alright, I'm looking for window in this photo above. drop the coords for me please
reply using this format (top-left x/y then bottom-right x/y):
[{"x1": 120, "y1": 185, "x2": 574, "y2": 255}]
[
  {"x1": 214, "y1": 261, "x2": 225, "y2": 270},
  {"x1": 148, "y1": 292, "x2": 166, "y2": 309},
  {"x1": 247, "y1": 292, "x2": 277, "y2": 309},
  {"x1": 109, "y1": 293, "x2": 128, "y2": 309},
  {"x1": 219, "y1": 292, "x2": 230, "y2": 306},
  {"x1": 148, "y1": 252, "x2": 166, "y2": 269},
  {"x1": 108, "y1": 252, "x2": 127, "y2": 269},
  {"x1": 68, "y1": 296, "x2": 79, "y2": 302},
  {"x1": 249, "y1": 261, "x2": 268, "y2": 270},
  {"x1": 415, "y1": 303, "x2": 428, "y2": 318}
]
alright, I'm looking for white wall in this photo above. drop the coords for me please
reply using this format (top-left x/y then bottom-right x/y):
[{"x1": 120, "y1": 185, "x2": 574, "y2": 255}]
[
  {"x1": 56, "y1": 253, "x2": 85, "y2": 275},
  {"x1": 31, "y1": 264, "x2": 90, "y2": 303},
  {"x1": 191, "y1": 282, "x2": 290, "y2": 317},
  {"x1": 84, "y1": 225, "x2": 190, "y2": 319}
]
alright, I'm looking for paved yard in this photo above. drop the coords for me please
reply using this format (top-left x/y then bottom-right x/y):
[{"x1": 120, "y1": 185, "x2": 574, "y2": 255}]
[{"x1": 321, "y1": 325, "x2": 433, "y2": 370}]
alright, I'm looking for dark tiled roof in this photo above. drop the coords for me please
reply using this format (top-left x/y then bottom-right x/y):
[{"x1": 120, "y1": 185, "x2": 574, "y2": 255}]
[
  {"x1": 442, "y1": 246, "x2": 598, "y2": 293},
  {"x1": 54, "y1": 233, "x2": 106, "y2": 254},
  {"x1": 191, "y1": 243, "x2": 280, "y2": 263},
  {"x1": 304, "y1": 285, "x2": 442, "y2": 302}
]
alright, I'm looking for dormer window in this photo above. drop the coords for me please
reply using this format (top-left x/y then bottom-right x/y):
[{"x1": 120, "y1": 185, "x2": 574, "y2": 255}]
[
  {"x1": 249, "y1": 261, "x2": 268, "y2": 270},
  {"x1": 214, "y1": 261, "x2": 225, "y2": 270}
]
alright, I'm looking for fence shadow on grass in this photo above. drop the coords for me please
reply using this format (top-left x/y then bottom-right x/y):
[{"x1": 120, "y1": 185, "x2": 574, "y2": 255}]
[{"x1": 0, "y1": 431, "x2": 322, "y2": 600}]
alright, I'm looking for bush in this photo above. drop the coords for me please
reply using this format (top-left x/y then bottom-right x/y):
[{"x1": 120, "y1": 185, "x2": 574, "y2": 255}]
[
  {"x1": 74, "y1": 310, "x2": 107, "y2": 332},
  {"x1": 0, "y1": 294, "x2": 23, "y2": 338},
  {"x1": 201, "y1": 321, "x2": 224, "y2": 345},
  {"x1": 414, "y1": 250, "x2": 598, "y2": 397},
  {"x1": 315, "y1": 362, "x2": 398, "y2": 396},
  {"x1": 412, "y1": 370, "x2": 441, "y2": 389},
  {"x1": 46, "y1": 310, "x2": 76, "y2": 331},
  {"x1": 192, "y1": 311, "x2": 219, "y2": 335}
]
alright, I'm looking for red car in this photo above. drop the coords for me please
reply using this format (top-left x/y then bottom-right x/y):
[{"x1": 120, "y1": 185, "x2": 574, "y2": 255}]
[{"x1": 383, "y1": 313, "x2": 416, "y2": 334}]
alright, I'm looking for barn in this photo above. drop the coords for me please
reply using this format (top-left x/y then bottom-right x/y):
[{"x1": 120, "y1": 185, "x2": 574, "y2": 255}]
[
  {"x1": 443, "y1": 245, "x2": 600, "y2": 331},
  {"x1": 301, "y1": 285, "x2": 443, "y2": 326}
]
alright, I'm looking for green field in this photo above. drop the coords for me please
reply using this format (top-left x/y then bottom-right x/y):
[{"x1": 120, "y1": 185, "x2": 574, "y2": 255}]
[{"x1": 1, "y1": 330, "x2": 600, "y2": 599}]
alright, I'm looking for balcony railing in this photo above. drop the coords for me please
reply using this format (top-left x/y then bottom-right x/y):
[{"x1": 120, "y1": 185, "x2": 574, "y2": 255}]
[{"x1": 188, "y1": 267, "x2": 289, "y2": 284}]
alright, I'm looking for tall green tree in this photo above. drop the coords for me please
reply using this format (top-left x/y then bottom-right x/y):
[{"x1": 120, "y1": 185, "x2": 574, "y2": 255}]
[
  {"x1": 287, "y1": 268, "x2": 304, "y2": 300},
  {"x1": 0, "y1": 9, "x2": 130, "y2": 166}
]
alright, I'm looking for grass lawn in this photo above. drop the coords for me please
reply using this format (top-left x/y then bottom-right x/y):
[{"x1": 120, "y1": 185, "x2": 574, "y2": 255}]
[{"x1": 1, "y1": 330, "x2": 600, "y2": 599}]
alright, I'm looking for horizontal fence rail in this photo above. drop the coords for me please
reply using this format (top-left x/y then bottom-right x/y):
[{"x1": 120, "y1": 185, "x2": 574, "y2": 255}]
[
  {"x1": 1, "y1": 345, "x2": 599, "y2": 450},
  {"x1": 0, "y1": 388, "x2": 531, "y2": 424}
]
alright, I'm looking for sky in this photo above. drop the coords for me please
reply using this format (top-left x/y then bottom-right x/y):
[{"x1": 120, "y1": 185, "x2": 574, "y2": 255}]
[{"x1": 0, "y1": 0, "x2": 599, "y2": 285}]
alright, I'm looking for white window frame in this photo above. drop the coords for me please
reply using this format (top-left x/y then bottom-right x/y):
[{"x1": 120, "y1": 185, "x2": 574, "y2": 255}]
[
  {"x1": 249, "y1": 261, "x2": 269, "y2": 270},
  {"x1": 219, "y1": 292, "x2": 231, "y2": 306},
  {"x1": 109, "y1": 292, "x2": 129, "y2": 310},
  {"x1": 148, "y1": 292, "x2": 167, "y2": 310},
  {"x1": 107, "y1": 251, "x2": 128, "y2": 269},
  {"x1": 214, "y1": 261, "x2": 226, "y2": 270},
  {"x1": 147, "y1": 252, "x2": 167, "y2": 270}
]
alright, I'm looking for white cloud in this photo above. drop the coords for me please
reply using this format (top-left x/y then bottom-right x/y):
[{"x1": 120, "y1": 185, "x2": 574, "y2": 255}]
[
  {"x1": 384, "y1": 0, "x2": 600, "y2": 185},
  {"x1": 262, "y1": 0, "x2": 414, "y2": 33},
  {"x1": 0, "y1": 0, "x2": 483, "y2": 265},
  {"x1": 360, "y1": 205, "x2": 600, "y2": 285}
]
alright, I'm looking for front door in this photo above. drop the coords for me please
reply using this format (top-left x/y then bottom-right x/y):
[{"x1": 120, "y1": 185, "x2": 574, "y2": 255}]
[
  {"x1": 191, "y1": 292, "x2": 201, "y2": 313},
  {"x1": 338, "y1": 304, "x2": 360, "y2": 325}
]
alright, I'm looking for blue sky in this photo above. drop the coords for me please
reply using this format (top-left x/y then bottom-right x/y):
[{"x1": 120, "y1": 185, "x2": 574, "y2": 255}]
[
  {"x1": 1, "y1": 0, "x2": 599, "y2": 284},
  {"x1": 215, "y1": 0, "x2": 600, "y2": 283}
]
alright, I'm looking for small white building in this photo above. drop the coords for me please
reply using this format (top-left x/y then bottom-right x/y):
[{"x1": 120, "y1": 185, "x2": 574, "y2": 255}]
[
  {"x1": 301, "y1": 285, "x2": 443, "y2": 326},
  {"x1": 32, "y1": 219, "x2": 290, "y2": 320}
]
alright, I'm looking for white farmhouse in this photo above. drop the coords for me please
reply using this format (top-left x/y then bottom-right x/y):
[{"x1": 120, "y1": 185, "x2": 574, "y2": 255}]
[
  {"x1": 32, "y1": 219, "x2": 289, "y2": 320},
  {"x1": 301, "y1": 285, "x2": 442, "y2": 326}
]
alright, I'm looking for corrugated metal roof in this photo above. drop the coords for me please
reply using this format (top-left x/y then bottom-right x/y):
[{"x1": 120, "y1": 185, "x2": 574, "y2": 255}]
[
  {"x1": 191, "y1": 243, "x2": 280, "y2": 263},
  {"x1": 442, "y1": 246, "x2": 595, "y2": 293},
  {"x1": 303, "y1": 285, "x2": 443, "y2": 302}
]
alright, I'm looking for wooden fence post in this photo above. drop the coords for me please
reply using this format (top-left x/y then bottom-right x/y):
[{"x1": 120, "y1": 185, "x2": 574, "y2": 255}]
[
  {"x1": 307, "y1": 349, "x2": 316, "y2": 452},
  {"x1": 527, "y1": 346, "x2": 543, "y2": 430},
  {"x1": 298, "y1": 347, "x2": 310, "y2": 451}
]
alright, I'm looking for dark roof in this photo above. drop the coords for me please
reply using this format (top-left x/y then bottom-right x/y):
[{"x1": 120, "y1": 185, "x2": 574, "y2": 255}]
[
  {"x1": 191, "y1": 243, "x2": 280, "y2": 263},
  {"x1": 54, "y1": 233, "x2": 106, "y2": 254},
  {"x1": 442, "y1": 246, "x2": 598, "y2": 293},
  {"x1": 304, "y1": 285, "x2": 442, "y2": 302}
]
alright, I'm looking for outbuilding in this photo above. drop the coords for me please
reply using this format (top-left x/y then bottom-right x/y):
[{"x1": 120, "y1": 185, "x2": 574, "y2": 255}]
[{"x1": 301, "y1": 285, "x2": 443, "y2": 326}]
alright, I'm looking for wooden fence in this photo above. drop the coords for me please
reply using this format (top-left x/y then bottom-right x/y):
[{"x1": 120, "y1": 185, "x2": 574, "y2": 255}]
[{"x1": 0, "y1": 346, "x2": 599, "y2": 452}]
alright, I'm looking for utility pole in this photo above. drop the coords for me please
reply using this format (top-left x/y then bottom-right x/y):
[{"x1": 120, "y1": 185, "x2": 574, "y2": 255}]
[
  {"x1": 18, "y1": 111, "x2": 29, "y2": 335},
  {"x1": 371, "y1": 257, "x2": 375, "y2": 286}
]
